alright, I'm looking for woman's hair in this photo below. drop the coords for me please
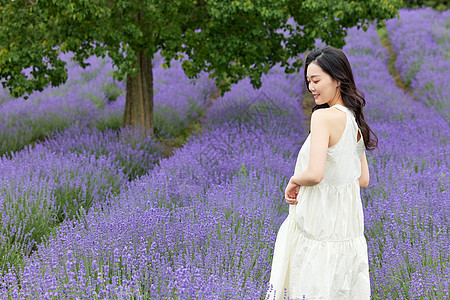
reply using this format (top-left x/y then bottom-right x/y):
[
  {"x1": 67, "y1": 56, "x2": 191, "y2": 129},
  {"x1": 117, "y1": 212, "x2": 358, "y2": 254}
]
[{"x1": 304, "y1": 46, "x2": 378, "y2": 150}]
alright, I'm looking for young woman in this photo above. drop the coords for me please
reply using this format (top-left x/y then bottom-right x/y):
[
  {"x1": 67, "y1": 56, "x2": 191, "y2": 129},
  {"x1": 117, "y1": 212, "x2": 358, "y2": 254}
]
[{"x1": 265, "y1": 46, "x2": 378, "y2": 300}]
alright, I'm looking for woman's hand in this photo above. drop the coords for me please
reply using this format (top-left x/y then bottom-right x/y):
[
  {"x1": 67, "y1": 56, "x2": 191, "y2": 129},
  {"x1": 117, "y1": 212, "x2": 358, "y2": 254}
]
[{"x1": 285, "y1": 179, "x2": 300, "y2": 205}]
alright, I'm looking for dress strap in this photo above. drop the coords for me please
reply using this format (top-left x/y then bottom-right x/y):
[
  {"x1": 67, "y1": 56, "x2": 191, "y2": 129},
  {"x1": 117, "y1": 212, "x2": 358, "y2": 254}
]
[
  {"x1": 332, "y1": 104, "x2": 356, "y2": 118},
  {"x1": 331, "y1": 104, "x2": 349, "y2": 113},
  {"x1": 331, "y1": 104, "x2": 363, "y2": 145}
]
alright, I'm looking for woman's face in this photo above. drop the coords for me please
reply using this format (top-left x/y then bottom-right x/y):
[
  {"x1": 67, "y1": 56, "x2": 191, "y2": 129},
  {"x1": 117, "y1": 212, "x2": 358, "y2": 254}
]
[{"x1": 306, "y1": 62, "x2": 341, "y2": 106}]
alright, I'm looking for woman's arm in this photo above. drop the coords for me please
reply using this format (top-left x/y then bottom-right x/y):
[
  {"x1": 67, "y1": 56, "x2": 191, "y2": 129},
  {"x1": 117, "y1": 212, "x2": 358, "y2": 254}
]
[
  {"x1": 289, "y1": 109, "x2": 329, "y2": 186},
  {"x1": 359, "y1": 152, "x2": 370, "y2": 188}
]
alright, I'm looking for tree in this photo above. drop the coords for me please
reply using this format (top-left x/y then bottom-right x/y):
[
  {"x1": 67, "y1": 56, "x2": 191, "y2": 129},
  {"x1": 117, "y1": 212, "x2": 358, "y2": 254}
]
[
  {"x1": 0, "y1": 0, "x2": 401, "y2": 135},
  {"x1": 402, "y1": 0, "x2": 448, "y2": 11}
]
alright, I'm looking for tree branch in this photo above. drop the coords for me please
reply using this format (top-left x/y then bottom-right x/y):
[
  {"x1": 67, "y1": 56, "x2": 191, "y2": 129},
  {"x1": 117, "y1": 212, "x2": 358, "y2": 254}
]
[{"x1": 26, "y1": 0, "x2": 36, "y2": 8}]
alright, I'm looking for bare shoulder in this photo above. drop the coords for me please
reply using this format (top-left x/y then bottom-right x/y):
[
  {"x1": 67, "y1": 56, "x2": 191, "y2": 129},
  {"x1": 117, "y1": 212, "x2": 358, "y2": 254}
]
[
  {"x1": 310, "y1": 108, "x2": 346, "y2": 133},
  {"x1": 310, "y1": 108, "x2": 336, "y2": 125}
]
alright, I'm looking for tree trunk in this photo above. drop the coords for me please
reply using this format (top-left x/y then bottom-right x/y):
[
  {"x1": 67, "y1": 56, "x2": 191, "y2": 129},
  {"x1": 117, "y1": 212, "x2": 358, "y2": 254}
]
[{"x1": 123, "y1": 51, "x2": 154, "y2": 136}]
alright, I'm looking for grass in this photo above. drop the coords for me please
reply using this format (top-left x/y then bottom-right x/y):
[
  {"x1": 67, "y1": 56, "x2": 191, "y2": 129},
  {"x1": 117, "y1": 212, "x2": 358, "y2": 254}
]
[{"x1": 376, "y1": 26, "x2": 414, "y2": 96}]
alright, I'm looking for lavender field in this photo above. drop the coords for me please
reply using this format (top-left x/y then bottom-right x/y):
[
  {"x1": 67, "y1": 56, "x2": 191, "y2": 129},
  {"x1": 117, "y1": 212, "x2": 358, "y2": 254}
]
[{"x1": 0, "y1": 8, "x2": 449, "y2": 299}]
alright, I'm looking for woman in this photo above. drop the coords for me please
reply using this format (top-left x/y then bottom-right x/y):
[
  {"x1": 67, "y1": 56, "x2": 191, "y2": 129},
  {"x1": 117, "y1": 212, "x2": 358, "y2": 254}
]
[{"x1": 266, "y1": 46, "x2": 378, "y2": 300}]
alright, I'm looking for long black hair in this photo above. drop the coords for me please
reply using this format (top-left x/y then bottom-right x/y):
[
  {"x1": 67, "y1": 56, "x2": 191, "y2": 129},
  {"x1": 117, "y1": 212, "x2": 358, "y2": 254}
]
[{"x1": 304, "y1": 46, "x2": 378, "y2": 150}]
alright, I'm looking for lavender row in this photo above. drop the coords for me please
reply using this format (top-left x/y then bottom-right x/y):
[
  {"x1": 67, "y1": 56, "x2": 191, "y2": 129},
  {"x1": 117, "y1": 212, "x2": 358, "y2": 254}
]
[
  {"x1": 39, "y1": 126, "x2": 164, "y2": 181},
  {"x1": 385, "y1": 8, "x2": 450, "y2": 121},
  {"x1": 0, "y1": 53, "x2": 216, "y2": 156},
  {"x1": 343, "y1": 26, "x2": 449, "y2": 298},
  {"x1": 0, "y1": 124, "x2": 168, "y2": 273},
  {"x1": 203, "y1": 63, "x2": 303, "y2": 129},
  {"x1": 0, "y1": 147, "x2": 128, "y2": 272},
  {"x1": 0, "y1": 53, "x2": 126, "y2": 156}
]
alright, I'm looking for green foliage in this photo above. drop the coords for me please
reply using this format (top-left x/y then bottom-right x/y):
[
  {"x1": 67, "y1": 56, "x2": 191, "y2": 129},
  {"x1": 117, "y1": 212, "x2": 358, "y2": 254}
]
[
  {"x1": 102, "y1": 82, "x2": 123, "y2": 102},
  {"x1": 402, "y1": 0, "x2": 448, "y2": 11},
  {"x1": 153, "y1": 97, "x2": 206, "y2": 140},
  {"x1": 0, "y1": 0, "x2": 402, "y2": 99},
  {"x1": 0, "y1": 112, "x2": 71, "y2": 157},
  {"x1": 85, "y1": 93, "x2": 105, "y2": 109},
  {"x1": 94, "y1": 113, "x2": 124, "y2": 131},
  {"x1": 153, "y1": 105, "x2": 188, "y2": 138}
]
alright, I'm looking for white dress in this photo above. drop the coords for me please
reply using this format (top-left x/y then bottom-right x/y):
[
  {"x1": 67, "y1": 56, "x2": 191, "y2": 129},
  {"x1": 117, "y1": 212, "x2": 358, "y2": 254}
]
[{"x1": 266, "y1": 104, "x2": 370, "y2": 300}]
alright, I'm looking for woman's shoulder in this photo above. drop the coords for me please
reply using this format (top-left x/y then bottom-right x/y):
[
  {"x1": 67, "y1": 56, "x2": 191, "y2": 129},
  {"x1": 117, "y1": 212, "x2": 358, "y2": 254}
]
[
  {"x1": 311, "y1": 107, "x2": 332, "y2": 118},
  {"x1": 311, "y1": 107, "x2": 345, "y2": 125}
]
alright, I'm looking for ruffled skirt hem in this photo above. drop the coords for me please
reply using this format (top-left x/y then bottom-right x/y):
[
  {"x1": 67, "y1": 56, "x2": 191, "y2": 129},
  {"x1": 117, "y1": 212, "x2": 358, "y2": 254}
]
[{"x1": 265, "y1": 211, "x2": 370, "y2": 300}]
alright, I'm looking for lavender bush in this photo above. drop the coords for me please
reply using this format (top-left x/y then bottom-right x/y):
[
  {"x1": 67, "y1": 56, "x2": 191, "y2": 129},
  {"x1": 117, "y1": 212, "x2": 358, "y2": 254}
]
[
  {"x1": 40, "y1": 126, "x2": 164, "y2": 181},
  {"x1": 1, "y1": 186, "x2": 281, "y2": 299},
  {"x1": 203, "y1": 63, "x2": 303, "y2": 130},
  {"x1": 0, "y1": 148, "x2": 127, "y2": 271},
  {"x1": 386, "y1": 8, "x2": 450, "y2": 121}
]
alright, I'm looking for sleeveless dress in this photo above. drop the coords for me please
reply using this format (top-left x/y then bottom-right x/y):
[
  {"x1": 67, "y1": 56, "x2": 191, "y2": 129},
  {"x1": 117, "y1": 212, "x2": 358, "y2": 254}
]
[{"x1": 265, "y1": 104, "x2": 370, "y2": 300}]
